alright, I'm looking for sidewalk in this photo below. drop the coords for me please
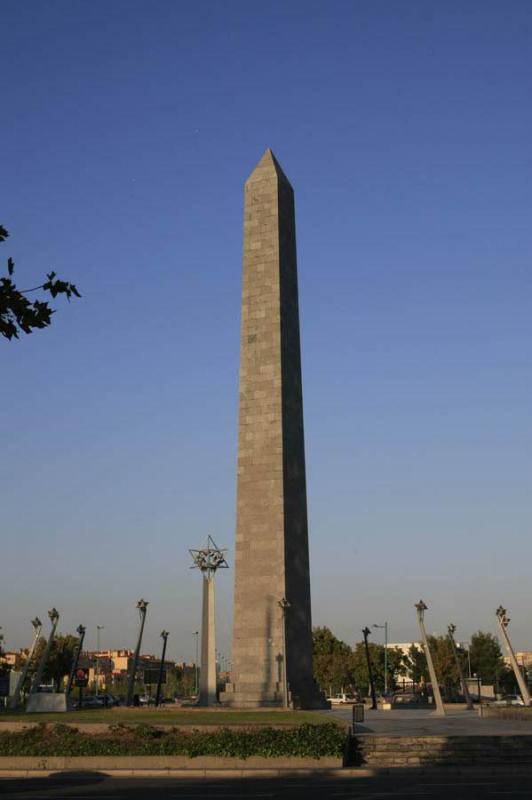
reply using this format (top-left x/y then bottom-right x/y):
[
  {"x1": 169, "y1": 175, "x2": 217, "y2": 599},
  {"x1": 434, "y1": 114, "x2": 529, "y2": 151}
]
[{"x1": 328, "y1": 706, "x2": 532, "y2": 736}]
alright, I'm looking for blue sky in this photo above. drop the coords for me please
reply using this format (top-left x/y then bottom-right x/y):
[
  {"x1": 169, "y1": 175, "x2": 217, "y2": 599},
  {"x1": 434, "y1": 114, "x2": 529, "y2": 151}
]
[{"x1": 2, "y1": 1, "x2": 531, "y2": 660}]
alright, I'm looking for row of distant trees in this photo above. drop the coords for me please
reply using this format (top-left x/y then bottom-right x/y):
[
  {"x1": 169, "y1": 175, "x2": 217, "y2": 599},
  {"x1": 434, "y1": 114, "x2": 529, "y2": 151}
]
[
  {"x1": 1, "y1": 625, "x2": 518, "y2": 699},
  {"x1": 312, "y1": 626, "x2": 517, "y2": 697}
]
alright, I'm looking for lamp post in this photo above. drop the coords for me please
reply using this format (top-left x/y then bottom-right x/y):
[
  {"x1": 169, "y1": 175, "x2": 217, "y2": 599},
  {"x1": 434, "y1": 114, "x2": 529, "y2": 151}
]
[
  {"x1": 30, "y1": 608, "x2": 60, "y2": 695},
  {"x1": 65, "y1": 624, "x2": 86, "y2": 698},
  {"x1": 279, "y1": 597, "x2": 291, "y2": 709},
  {"x1": 9, "y1": 617, "x2": 42, "y2": 709},
  {"x1": 193, "y1": 631, "x2": 199, "y2": 696},
  {"x1": 96, "y1": 625, "x2": 104, "y2": 694},
  {"x1": 126, "y1": 599, "x2": 149, "y2": 707},
  {"x1": 495, "y1": 606, "x2": 531, "y2": 706},
  {"x1": 447, "y1": 624, "x2": 473, "y2": 710},
  {"x1": 473, "y1": 673, "x2": 481, "y2": 704},
  {"x1": 155, "y1": 630, "x2": 169, "y2": 707},
  {"x1": 362, "y1": 627, "x2": 377, "y2": 710},
  {"x1": 373, "y1": 622, "x2": 388, "y2": 695},
  {"x1": 415, "y1": 600, "x2": 445, "y2": 716}
]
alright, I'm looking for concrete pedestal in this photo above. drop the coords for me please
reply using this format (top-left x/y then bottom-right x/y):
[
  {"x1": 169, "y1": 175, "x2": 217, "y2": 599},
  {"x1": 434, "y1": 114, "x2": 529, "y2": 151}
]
[{"x1": 26, "y1": 694, "x2": 68, "y2": 713}]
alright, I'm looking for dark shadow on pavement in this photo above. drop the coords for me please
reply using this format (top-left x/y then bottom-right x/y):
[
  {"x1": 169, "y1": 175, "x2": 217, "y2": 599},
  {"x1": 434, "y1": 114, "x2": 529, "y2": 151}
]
[
  {"x1": 0, "y1": 770, "x2": 107, "y2": 795},
  {"x1": 4, "y1": 767, "x2": 532, "y2": 800}
]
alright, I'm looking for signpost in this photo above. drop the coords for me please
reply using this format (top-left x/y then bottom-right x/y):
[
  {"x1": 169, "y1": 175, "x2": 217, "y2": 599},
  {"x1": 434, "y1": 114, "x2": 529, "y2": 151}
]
[
  {"x1": 144, "y1": 668, "x2": 166, "y2": 686},
  {"x1": 74, "y1": 667, "x2": 89, "y2": 709}
]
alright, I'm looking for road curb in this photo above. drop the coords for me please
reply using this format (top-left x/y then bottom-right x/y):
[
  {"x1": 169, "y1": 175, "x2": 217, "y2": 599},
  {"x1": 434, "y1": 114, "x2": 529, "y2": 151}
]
[{"x1": 0, "y1": 768, "x2": 375, "y2": 779}]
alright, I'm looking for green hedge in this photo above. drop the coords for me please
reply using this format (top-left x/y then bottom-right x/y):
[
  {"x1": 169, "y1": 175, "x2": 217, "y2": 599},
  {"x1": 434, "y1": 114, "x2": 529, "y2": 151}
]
[{"x1": 0, "y1": 723, "x2": 346, "y2": 759}]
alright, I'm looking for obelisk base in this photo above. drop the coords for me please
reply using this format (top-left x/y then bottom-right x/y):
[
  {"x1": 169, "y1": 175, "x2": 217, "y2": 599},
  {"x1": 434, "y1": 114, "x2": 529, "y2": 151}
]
[{"x1": 220, "y1": 680, "x2": 329, "y2": 709}]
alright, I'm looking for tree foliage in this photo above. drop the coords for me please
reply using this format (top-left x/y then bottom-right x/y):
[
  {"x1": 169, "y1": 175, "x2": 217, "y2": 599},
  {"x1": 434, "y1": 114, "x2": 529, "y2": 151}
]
[
  {"x1": 313, "y1": 627, "x2": 516, "y2": 698},
  {"x1": 351, "y1": 642, "x2": 407, "y2": 693},
  {"x1": 0, "y1": 225, "x2": 80, "y2": 339},
  {"x1": 29, "y1": 634, "x2": 80, "y2": 690},
  {"x1": 312, "y1": 627, "x2": 355, "y2": 694},
  {"x1": 469, "y1": 631, "x2": 505, "y2": 685},
  {"x1": 312, "y1": 627, "x2": 408, "y2": 695},
  {"x1": 427, "y1": 635, "x2": 466, "y2": 691}
]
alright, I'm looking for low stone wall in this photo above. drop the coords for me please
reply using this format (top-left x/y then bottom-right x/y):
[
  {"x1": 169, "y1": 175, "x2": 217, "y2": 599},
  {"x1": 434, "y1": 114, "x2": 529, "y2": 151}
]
[
  {"x1": 480, "y1": 705, "x2": 532, "y2": 721},
  {"x1": 355, "y1": 735, "x2": 532, "y2": 768},
  {"x1": 0, "y1": 755, "x2": 343, "y2": 774}
]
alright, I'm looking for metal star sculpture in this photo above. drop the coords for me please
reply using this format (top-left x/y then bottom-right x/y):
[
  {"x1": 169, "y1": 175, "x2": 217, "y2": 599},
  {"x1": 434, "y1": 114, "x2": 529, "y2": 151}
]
[{"x1": 189, "y1": 536, "x2": 228, "y2": 576}]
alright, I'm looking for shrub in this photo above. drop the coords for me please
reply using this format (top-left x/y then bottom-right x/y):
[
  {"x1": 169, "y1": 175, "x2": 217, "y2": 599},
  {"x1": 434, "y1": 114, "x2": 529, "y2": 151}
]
[{"x1": 0, "y1": 722, "x2": 345, "y2": 759}]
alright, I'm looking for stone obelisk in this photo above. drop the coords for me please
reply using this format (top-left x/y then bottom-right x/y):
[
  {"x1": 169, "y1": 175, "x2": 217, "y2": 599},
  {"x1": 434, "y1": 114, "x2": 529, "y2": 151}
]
[{"x1": 221, "y1": 150, "x2": 325, "y2": 708}]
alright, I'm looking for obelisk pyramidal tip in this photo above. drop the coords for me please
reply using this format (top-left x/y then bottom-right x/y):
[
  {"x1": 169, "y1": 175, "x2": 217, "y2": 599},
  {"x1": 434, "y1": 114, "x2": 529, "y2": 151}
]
[
  {"x1": 247, "y1": 148, "x2": 292, "y2": 187},
  {"x1": 220, "y1": 152, "x2": 327, "y2": 709}
]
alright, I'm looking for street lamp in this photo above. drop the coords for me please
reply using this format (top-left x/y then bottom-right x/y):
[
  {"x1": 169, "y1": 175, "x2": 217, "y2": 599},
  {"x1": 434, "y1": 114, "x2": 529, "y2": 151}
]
[
  {"x1": 96, "y1": 625, "x2": 104, "y2": 694},
  {"x1": 193, "y1": 631, "x2": 199, "y2": 696},
  {"x1": 279, "y1": 597, "x2": 291, "y2": 708},
  {"x1": 155, "y1": 630, "x2": 169, "y2": 707},
  {"x1": 415, "y1": 600, "x2": 445, "y2": 716},
  {"x1": 9, "y1": 617, "x2": 42, "y2": 709},
  {"x1": 30, "y1": 608, "x2": 60, "y2": 695},
  {"x1": 362, "y1": 627, "x2": 377, "y2": 710},
  {"x1": 495, "y1": 605, "x2": 531, "y2": 706},
  {"x1": 126, "y1": 599, "x2": 149, "y2": 707},
  {"x1": 447, "y1": 624, "x2": 473, "y2": 710},
  {"x1": 373, "y1": 622, "x2": 388, "y2": 695}
]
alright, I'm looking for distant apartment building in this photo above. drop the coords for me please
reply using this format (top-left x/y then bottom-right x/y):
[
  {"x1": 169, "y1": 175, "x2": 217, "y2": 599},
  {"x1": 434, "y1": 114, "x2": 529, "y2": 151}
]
[
  {"x1": 82, "y1": 649, "x2": 175, "y2": 690},
  {"x1": 0, "y1": 651, "x2": 26, "y2": 669},
  {"x1": 387, "y1": 642, "x2": 421, "y2": 686},
  {"x1": 503, "y1": 651, "x2": 532, "y2": 676}
]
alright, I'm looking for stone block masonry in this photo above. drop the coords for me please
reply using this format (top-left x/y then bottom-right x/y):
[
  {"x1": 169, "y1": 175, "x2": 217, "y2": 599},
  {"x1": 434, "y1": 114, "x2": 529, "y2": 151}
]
[{"x1": 220, "y1": 150, "x2": 326, "y2": 709}]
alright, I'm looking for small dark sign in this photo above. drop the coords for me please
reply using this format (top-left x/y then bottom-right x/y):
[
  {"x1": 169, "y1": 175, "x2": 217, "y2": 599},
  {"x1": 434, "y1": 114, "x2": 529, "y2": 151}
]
[
  {"x1": 143, "y1": 668, "x2": 166, "y2": 685},
  {"x1": 74, "y1": 667, "x2": 89, "y2": 688}
]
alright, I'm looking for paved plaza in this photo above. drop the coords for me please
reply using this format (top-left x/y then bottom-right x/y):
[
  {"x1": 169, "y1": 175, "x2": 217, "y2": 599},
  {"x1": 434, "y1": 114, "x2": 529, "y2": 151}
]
[{"x1": 329, "y1": 705, "x2": 532, "y2": 737}]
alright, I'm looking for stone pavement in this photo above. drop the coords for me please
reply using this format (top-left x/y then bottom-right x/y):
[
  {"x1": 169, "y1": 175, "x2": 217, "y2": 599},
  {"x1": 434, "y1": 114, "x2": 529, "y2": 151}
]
[{"x1": 328, "y1": 705, "x2": 532, "y2": 736}]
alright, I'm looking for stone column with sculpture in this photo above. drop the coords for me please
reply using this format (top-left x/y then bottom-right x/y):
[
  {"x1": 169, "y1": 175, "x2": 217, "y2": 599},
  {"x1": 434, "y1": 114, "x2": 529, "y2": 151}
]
[{"x1": 190, "y1": 536, "x2": 228, "y2": 706}]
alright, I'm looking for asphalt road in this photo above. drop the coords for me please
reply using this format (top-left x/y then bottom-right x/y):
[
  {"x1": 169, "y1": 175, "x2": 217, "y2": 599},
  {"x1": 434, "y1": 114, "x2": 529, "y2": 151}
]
[{"x1": 1, "y1": 773, "x2": 532, "y2": 799}]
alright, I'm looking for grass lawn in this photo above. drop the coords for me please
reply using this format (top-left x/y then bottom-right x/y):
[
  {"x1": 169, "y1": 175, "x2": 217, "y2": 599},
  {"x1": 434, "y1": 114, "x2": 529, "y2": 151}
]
[{"x1": 0, "y1": 707, "x2": 334, "y2": 727}]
